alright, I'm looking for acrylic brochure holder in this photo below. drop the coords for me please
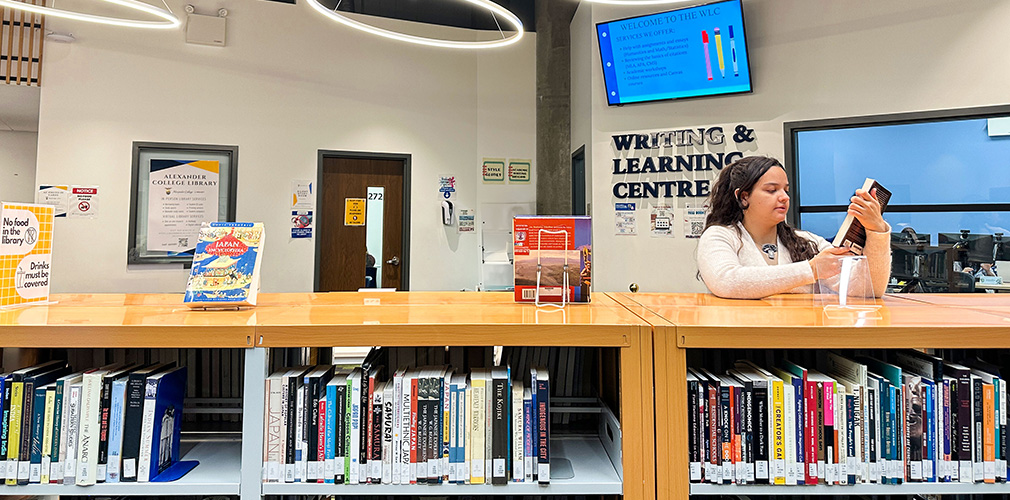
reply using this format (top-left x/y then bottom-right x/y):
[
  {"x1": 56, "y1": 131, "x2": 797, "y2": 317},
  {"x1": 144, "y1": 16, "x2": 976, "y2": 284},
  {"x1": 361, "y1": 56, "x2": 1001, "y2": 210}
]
[
  {"x1": 534, "y1": 228, "x2": 570, "y2": 309},
  {"x1": 815, "y1": 255, "x2": 882, "y2": 320}
]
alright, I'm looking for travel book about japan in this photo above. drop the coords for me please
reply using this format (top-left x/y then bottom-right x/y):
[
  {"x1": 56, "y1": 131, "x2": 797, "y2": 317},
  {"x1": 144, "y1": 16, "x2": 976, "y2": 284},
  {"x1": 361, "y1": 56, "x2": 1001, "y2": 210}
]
[{"x1": 184, "y1": 222, "x2": 265, "y2": 308}]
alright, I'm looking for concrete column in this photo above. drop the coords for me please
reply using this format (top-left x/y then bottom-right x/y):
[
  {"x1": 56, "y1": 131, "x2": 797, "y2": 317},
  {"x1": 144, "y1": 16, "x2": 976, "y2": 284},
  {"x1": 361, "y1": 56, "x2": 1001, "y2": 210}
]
[{"x1": 535, "y1": 0, "x2": 579, "y2": 215}]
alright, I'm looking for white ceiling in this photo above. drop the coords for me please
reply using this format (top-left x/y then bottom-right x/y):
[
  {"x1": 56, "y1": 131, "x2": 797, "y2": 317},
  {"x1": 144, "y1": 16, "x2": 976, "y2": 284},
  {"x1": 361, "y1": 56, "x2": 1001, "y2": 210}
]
[{"x1": 0, "y1": 84, "x2": 41, "y2": 133}]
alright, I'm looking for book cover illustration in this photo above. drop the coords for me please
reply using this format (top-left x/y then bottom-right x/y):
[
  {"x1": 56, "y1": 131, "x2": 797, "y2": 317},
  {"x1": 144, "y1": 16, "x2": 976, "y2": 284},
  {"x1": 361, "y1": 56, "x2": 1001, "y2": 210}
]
[
  {"x1": 184, "y1": 222, "x2": 264, "y2": 307},
  {"x1": 832, "y1": 179, "x2": 892, "y2": 254},
  {"x1": 513, "y1": 216, "x2": 591, "y2": 303},
  {"x1": 0, "y1": 202, "x2": 54, "y2": 308}
]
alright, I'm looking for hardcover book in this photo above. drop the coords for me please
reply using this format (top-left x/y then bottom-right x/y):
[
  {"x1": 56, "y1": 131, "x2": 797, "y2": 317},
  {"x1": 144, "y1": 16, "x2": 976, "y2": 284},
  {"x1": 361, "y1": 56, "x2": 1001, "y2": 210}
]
[
  {"x1": 137, "y1": 366, "x2": 187, "y2": 482},
  {"x1": 513, "y1": 216, "x2": 591, "y2": 303},
  {"x1": 831, "y1": 178, "x2": 892, "y2": 254},
  {"x1": 184, "y1": 222, "x2": 265, "y2": 308}
]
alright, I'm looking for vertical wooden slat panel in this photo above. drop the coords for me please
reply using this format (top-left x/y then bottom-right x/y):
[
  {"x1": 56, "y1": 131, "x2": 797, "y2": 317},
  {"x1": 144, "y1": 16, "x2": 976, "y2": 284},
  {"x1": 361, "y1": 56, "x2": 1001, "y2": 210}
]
[
  {"x1": 36, "y1": 0, "x2": 44, "y2": 86},
  {"x1": 14, "y1": 3, "x2": 24, "y2": 83},
  {"x1": 4, "y1": 6, "x2": 14, "y2": 83},
  {"x1": 25, "y1": 0, "x2": 36, "y2": 85}
]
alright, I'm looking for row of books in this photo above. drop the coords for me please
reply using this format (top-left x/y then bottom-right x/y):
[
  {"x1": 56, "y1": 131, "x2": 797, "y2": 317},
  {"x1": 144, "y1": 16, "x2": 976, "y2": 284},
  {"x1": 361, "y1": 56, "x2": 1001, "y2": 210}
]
[
  {"x1": 0, "y1": 360, "x2": 186, "y2": 486},
  {"x1": 263, "y1": 358, "x2": 551, "y2": 486},
  {"x1": 688, "y1": 351, "x2": 1010, "y2": 486}
]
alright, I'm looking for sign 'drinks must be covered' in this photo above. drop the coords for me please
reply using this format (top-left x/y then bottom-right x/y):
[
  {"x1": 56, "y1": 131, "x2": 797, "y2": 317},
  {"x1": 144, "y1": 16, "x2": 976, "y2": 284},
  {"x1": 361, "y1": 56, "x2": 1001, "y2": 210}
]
[{"x1": 0, "y1": 202, "x2": 54, "y2": 307}]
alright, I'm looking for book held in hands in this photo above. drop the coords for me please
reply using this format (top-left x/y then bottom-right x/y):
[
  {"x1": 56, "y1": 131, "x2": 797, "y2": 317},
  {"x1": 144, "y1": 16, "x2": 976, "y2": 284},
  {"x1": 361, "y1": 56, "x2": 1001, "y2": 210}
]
[
  {"x1": 832, "y1": 178, "x2": 892, "y2": 255},
  {"x1": 184, "y1": 222, "x2": 265, "y2": 308}
]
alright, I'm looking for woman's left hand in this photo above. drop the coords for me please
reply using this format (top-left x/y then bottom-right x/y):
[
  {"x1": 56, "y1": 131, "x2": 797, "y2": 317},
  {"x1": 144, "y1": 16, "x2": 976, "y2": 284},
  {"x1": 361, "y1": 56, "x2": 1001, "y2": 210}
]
[{"x1": 849, "y1": 188, "x2": 887, "y2": 232}]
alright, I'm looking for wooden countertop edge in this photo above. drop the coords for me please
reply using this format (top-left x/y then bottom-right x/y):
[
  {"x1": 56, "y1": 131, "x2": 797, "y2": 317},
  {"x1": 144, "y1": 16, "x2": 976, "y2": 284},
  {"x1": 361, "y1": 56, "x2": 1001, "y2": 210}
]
[{"x1": 677, "y1": 325, "x2": 1010, "y2": 349}]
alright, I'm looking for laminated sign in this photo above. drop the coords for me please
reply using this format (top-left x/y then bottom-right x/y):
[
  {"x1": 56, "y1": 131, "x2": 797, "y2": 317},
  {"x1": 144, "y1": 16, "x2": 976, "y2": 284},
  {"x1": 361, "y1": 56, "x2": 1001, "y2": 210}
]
[{"x1": 0, "y1": 202, "x2": 54, "y2": 307}]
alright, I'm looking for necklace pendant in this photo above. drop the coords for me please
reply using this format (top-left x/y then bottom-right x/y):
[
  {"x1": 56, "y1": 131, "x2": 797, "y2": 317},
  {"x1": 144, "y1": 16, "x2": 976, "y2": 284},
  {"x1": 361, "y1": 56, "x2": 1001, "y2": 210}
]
[{"x1": 761, "y1": 243, "x2": 777, "y2": 260}]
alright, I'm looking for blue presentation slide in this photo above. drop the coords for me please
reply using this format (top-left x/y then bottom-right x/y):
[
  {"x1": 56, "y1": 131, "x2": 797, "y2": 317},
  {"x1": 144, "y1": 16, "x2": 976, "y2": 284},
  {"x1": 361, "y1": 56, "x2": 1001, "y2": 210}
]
[{"x1": 597, "y1": 0, "x2": 750, "y2": 105}]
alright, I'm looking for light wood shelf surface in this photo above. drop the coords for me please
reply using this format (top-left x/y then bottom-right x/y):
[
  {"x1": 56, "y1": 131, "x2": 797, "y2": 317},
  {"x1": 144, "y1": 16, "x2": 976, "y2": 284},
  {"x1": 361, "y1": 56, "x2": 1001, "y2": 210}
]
[{"x1": 617, "y1": 292, "x2": 1010, "y2": 349}]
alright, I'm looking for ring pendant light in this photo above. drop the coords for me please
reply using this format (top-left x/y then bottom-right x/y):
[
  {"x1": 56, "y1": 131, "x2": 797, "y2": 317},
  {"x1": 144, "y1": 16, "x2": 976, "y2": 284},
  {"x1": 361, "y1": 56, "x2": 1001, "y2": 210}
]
[
  {"x1": 0, "y1": 0, "x2": 181, "y2": 29},
  {"x1": 306, "y1": 0, "x2": 523, "y2": 49}
]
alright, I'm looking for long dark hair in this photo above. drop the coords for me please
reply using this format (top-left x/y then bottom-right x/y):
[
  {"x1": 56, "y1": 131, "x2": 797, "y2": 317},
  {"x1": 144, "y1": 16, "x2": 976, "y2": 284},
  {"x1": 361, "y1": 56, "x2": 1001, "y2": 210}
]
[{"x1": 705, "y1": 156, "x2": 817, "y2": 261}]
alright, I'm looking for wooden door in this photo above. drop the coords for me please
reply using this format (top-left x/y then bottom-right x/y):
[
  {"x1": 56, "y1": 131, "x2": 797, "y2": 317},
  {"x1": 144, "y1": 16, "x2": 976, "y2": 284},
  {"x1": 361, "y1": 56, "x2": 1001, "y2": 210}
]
[{"x1": 317, "y1": 155, "x2": 407, "y2": 291}]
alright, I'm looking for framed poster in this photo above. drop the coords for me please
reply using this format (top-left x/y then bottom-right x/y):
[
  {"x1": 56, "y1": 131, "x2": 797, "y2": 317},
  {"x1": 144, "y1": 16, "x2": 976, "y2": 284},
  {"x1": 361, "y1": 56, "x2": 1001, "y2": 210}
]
[{"x1": 128, "y1": 142, "x2": 238, "y2": 265}]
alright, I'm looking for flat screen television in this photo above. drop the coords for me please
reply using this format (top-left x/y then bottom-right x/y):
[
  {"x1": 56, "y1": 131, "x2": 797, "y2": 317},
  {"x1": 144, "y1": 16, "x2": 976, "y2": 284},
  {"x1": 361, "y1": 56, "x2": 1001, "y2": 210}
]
[{"x1": 596, "y1": 0, "x2": 752, "y2": 106}]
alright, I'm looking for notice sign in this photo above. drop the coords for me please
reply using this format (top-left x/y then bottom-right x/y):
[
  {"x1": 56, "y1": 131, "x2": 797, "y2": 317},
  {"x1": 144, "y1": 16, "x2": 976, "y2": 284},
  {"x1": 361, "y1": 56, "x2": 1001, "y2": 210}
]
[
  {"x1": 615, "y1": 202, "x2": 636, "y2": 235},
  {"x1": 291, "y1": 210, "x2": 313, "y2": 239},
  {"x1": 482, "y1": 158, "x2": 505, "y2": 183},
  {"x1": 68, "y1": 186, "x2": 99, "y2": 218},
  {"x1": 507, "y1": 159, "x2": 531, "y2": 183},
  {"x1": 35, "y1": 185, "x2": 69, "y2": 217},
  {"x1": 147, "y1": 160, "x2": 220, "y2": 252},
  {"x1": 457, "y1": 208, "x2": 474, "y2": 233},
  {"x1": 345, "y1": 198, "x2": 366, "y2": 226},
  {"x1": 0, "y1": 202, "x2": 54, "y2": 307}
]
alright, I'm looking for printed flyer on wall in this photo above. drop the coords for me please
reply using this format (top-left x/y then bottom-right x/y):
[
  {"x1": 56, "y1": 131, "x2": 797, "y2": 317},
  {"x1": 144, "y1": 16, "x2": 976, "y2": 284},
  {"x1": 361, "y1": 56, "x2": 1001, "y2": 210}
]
[
  {"x1": 147, "y1": 160, "x2": 220, "y2": 252},
  {"x1": 0, "y1": 202, "x2": 54, "y2": 308}
]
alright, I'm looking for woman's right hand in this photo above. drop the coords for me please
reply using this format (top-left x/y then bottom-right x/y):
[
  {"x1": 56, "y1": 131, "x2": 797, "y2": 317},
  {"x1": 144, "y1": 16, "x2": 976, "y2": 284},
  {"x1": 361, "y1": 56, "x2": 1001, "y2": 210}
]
[{"x1": 809, "y1": 246, "x2": 854, "y2": 280}]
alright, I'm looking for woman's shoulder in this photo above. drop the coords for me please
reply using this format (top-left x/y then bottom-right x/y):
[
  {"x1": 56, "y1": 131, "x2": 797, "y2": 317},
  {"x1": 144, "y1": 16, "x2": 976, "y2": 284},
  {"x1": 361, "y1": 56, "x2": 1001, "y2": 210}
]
[{"x1": 700, "y1": 224, "x2": 744, "y2": 247}]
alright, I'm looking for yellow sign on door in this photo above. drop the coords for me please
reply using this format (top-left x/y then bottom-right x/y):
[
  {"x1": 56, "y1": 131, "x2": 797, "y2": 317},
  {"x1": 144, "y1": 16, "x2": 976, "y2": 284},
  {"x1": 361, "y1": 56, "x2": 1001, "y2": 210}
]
[{"x1": 344, "y1": 198, "x2": 366, "y2": 226}]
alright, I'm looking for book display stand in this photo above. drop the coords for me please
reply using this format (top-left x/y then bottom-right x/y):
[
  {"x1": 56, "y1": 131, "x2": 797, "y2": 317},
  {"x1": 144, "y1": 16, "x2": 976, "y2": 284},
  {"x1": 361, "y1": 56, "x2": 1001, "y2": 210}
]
[{"x1": 0, "y1": 291, "x2": 655, "y2": 499}]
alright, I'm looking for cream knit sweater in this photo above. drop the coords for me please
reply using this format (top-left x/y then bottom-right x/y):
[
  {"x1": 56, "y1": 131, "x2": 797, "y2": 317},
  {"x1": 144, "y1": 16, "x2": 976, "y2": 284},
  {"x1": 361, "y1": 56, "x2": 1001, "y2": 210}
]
[{"x1": 696, "y1": 223, "x2": 892, "y2": 299}]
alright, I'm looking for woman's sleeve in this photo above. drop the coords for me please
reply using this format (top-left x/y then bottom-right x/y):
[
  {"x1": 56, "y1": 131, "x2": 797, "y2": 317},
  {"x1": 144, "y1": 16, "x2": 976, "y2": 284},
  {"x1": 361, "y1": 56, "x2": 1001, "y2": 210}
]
[
  {"x1": 697, "y1": 226, "x2": 817, "y2": 299},
  {"x1": 863, "y1": 223, "x2": 893, "y2": 297}
]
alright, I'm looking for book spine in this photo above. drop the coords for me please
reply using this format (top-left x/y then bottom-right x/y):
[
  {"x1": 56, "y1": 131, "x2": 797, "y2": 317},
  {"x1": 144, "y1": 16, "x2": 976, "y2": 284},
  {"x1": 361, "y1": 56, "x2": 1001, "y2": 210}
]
[
  {"x1": 846, "y1": 393, "x2": 856, "y2": 484},
  {"x1": 28, "y1": 387, "x2": 45, "y2": 484},
  {"x1": 120, "y1": 376, "x2": 145, "y2": 483},
  {"x1": 335, "y1": 384, "x2": 347, "y2": 484},
  {"x1": 720, "y1": 384, "x2": 731, "y2": 484},
  {"x1": 306, "y1": 377, "x2": 319, "y2": 483},
  {"x1": 974, "y1": 378, "x2": 984, "y2": 482},
  {"x1": 753, "y1": 385, "x2": 768, "y2": 484},
  {"x1": 943, "y1": 380, "x2": 951, "y2": 481},
  {"x1": 284, "y1": 376, "x2": 297, "y2": 483},
  {"x1": 398, "y1": 377, "x2": 410, "y2": 484},
  {"x1": 369, "y1": 388, "x2": 382, "y2": 482},
  {"x1": 361, "y1": 374, "x2": 372, "y2": 483},
  {"x1": 771, "y1": 380, "x2": 785, "y2": 484},
  {"x1": 449, "y1": 384, "x2": 458, "y2": 483},
  {"x1": 50, "y1": 381, "x2": 65, "y2": 483},
  {"x1": 135, "y1": 379, "x2": 158, "y2": 483},
  {"x1": 536, "y1": 375, "x2": 549, "y2": 484},
  {"x1": 294, "y1": 382, "x2": 305, "y2": 482},
  {"x1": 97, "y1": 376, "x2": 113, "y2": 482},
  {"x1": 867, "y1": 386, "x2": 877, "y2": 482},
  {"x1": 491, "y1": 377, "x2": 507, "y2": 485},
  {"x1": 470, "y1": 379, "x2": 485, "y2": 484},
  {"x1": 267, "y1": 378, "x2": 283, "y2": 482},
  {"x1": 985, "y1": 383, "x2": 996, "y2": 483},
  {"x1": 0, "y1": 378, "x2": 11, "y2": 483},
  {"x1": 40, "y1": 386, "x2": 56, "y2": 483},
  {"x1": 76, "y1": 374, "x2": 102, "y2": 485},
  {"x1": 409, "y1": 376, "x2": 418, "y2": 484},
  {"x1": 323, "y1": 382, "x2": 335, "y2": 484},
  {"x1": 107, "y1": 381, "x2": 127, "y2": 483},
  {"x1": 925, "y1": 383, "x2": 935, "y2": 482},
  {"x1": 17, "y1": 381, "x2": 35, "y2": 485},
  {"x1": 442, "y1": 375, "x2": 450, "y2": 482},
  {"x1": 431, "y1": 376, "x2": 442, "y2": 483},
  {"x1": 793, "y1": 379, "x2": 804, "y2": 485},
  {"x1": 957, "y1": 371, "x2": 972, "y2": 482},
  {"x1": 63, "y1": 385, "x2": 81, "y2": 485},
  {"x1": 316, "y1": 398, "x2": 325, "y2": 483},
  {"x1": 382, "y1": 388, "x2": 394, "y2": 484},
  {"x1": 392, "y1": 374, "x2": 402, "y2": 485},
  {"x1": 348, "y1": 375, "x2": 361, "y2": 485}
]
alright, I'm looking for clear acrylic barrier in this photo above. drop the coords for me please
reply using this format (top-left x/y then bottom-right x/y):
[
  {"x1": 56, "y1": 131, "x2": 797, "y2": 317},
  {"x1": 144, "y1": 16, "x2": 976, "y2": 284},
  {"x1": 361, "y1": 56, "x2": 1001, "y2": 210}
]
[{"x1": 814, "y1": 255, "x2": 882, "y2": 319}]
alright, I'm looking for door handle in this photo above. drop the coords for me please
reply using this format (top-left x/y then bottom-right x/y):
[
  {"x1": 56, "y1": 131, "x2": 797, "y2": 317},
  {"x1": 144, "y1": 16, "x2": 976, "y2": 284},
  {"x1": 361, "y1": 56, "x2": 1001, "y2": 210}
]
[{"x1": 386, "y1": 256, "x2": 400, "y2": 266}]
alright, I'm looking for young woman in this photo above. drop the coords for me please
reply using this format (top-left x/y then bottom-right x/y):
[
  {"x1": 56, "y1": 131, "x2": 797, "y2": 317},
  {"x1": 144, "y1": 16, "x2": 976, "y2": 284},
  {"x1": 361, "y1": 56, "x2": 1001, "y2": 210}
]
[{"x1": 696, "y1": 156, "x2": 891, "y2": 299}]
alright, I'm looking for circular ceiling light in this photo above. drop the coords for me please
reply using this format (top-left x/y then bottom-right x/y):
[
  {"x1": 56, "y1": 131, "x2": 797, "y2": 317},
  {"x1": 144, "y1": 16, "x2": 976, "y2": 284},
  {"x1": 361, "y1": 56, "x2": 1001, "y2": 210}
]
[
  {"x1": 585, "y1": 0, "x2": 694, "y2": 5},
  {"x1": 305, "y1": 0, "x2": 523, "y2": 50},
  {"x1": 0, "y1": 0, "x2": 181, "y2": 29}
]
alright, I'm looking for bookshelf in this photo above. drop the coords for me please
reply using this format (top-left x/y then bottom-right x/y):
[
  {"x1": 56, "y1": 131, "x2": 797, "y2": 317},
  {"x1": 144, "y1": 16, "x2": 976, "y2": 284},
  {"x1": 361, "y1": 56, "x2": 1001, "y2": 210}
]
[
  {"x1": 0, "y1": 291, "x2": 655, "y2": 499},
  {"x1": 612, "y1": 292, "x2": 1010, "y2": 500}
]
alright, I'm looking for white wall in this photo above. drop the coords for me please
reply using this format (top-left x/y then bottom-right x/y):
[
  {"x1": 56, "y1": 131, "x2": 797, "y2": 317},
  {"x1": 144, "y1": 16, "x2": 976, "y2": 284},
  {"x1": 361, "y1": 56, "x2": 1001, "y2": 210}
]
[
  {"x1": 0, "y1": 131, "x2": 37, "y2": 203},
  {"x1": 574, "y1": 0, "x2": 1010, "y2": 293},
  {"x1": 36, "y1": 0, "x2": 535, "y2": 293}
]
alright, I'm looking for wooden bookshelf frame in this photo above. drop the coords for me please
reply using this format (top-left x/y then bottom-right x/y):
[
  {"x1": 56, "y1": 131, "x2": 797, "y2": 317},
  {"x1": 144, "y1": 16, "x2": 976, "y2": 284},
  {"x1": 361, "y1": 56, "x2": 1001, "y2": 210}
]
[
  {"x1": 0, "y1": 292, "x2": 656, "y2": 500},
  {"x1": 613, "y1": 292, "x2": 1010, "y2": 500}
]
